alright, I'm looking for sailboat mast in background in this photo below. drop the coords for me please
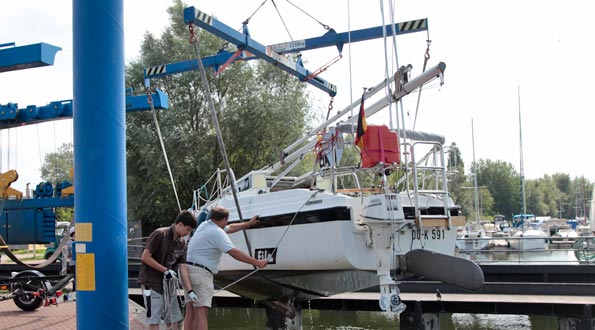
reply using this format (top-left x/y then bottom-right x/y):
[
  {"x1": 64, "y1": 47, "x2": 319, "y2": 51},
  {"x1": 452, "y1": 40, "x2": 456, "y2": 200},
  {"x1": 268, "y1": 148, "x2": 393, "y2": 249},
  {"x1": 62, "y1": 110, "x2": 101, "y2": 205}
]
[
  {"x1": 518, "y1": 85, "x2": 527, "y2": 216},
  {"x1": 472, "y1": 118, "x2": 480, "y2": 222}
]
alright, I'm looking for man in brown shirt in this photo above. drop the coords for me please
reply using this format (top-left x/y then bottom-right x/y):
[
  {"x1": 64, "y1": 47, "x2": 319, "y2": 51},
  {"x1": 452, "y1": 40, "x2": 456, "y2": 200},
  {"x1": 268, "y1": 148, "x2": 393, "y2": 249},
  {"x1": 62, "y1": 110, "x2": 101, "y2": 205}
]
[{"x1": 138, "y1": 210, "x2": 198, "y2": 330}]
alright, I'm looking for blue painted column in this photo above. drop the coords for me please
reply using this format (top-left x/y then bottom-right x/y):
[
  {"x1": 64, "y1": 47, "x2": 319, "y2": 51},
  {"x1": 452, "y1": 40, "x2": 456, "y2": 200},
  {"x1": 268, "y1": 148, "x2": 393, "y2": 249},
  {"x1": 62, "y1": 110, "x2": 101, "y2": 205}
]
[{"x1": 73, "y1": 0, "x2": 128, "y2": 329}]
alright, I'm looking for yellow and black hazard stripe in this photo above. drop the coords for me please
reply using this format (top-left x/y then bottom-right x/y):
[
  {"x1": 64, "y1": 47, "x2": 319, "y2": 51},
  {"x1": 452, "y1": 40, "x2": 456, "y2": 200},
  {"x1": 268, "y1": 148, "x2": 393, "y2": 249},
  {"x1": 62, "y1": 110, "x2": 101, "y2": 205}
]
[
  {"x1": 145, "y1": 65, "x2": 166, "y2": 77},
  {"x1": 196, "y1": 10, "x2": 213, "y2": 25},
  {"x1": 398, "y1": 19, "x2": 428, "y2": 32}
]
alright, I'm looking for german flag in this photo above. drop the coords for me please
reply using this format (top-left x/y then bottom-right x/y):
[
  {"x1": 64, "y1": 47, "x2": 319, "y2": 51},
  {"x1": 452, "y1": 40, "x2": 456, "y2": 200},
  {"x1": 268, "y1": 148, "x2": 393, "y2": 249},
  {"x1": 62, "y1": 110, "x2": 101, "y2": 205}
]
[{"x1": 355, "y1": 92, "x2": 367, "y2": 149}]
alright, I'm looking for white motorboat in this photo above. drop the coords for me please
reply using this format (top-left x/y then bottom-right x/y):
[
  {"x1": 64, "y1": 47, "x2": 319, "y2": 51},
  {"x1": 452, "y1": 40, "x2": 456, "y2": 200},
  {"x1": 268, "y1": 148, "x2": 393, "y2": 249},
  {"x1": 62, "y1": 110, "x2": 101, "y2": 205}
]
[
  {"x1": 509, "y1": 229, "x2": 549, "y2": 250},
  {"x1": 456, "y1": 223, "x2": 491, "y2": 251},
  {"x1": 509, "y1": 214, "x2": 549, "y2": 250}
]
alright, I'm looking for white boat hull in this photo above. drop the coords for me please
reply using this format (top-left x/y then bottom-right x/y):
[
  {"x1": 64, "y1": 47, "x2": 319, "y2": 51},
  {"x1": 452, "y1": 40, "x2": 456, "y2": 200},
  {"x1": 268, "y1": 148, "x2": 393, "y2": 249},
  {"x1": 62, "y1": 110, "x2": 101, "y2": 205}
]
[
  {"x1": 218, "y1": 189, "x2": 458, "y2": 272},
  {"x1": 201, "y1": 187, "x2": 461, "y2": 300},
  {"x1": 509, "y1": 230, "x2": 548, "y2": 250}
]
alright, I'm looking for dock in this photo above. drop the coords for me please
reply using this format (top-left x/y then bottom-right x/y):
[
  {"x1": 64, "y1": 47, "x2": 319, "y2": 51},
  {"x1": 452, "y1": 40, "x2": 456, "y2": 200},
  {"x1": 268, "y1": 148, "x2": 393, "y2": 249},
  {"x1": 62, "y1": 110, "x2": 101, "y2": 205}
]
[
  {"x1": 2, "y1": 261, "x2": 595, "y2": 329},
  {"x1": 0, "y1": 298, "x2": 146, "y2": 330}
]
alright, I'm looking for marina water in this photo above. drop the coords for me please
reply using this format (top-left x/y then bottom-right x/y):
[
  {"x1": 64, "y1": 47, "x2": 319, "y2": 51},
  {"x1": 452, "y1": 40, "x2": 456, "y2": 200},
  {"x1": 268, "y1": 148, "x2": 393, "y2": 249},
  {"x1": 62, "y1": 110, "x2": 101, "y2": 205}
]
[
  {"x1": 208, "y1": 307, "x2": 557, "y2": 329},
  {"x1": 208, "y1": 249, "x2": 579, "y2": 329}
]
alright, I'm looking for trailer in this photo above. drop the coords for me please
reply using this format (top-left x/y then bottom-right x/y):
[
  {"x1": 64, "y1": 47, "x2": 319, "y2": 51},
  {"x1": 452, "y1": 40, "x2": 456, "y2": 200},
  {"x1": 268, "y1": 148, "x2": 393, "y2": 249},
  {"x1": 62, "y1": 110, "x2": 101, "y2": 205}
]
[{"x1": 0, "y1": 270, "x2": 74, "y2": 311}]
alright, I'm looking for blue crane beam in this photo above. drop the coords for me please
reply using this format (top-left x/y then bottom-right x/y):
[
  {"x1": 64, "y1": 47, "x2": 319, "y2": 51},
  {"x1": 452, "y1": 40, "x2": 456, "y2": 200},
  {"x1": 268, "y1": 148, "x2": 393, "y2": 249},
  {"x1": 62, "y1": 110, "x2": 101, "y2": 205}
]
[
  {"x1": 0, "y1": 42, "x2": 61, "y2": 73},
  {"x1": 0, "y1": 90, "x2": 168, "y2": 129},
  {"x1": 148, "y1": 7, "x2": 428, "y2": 97},
  {"x1": 268, "y1": 19, "x2": 428, "y2": 54},
  {"x1": 144, "y1": 50, "x2": 254, "y2": 81},
  {"x1": 183, "y1": 6, "x2": 338, "y2": 96}
]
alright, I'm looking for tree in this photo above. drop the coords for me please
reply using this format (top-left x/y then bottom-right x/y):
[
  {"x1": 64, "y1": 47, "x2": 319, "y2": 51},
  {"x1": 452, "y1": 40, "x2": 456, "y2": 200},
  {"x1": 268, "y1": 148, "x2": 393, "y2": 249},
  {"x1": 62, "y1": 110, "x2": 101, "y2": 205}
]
[
  {"x1": 125, "y1": 0, "x2": 313, "y2": 229},
  {"x1": 39, "y1": 142, "x2": 74, "y2": 222},
  {"x1": 40, "y1": 142, "x2": 73, "y2": 184},
  {"x1": 446, "y1": 142, "x2": 468, "y2": 207},
  {"x1": 475, "y1": 159, "x2": 519, "y2": 219}
]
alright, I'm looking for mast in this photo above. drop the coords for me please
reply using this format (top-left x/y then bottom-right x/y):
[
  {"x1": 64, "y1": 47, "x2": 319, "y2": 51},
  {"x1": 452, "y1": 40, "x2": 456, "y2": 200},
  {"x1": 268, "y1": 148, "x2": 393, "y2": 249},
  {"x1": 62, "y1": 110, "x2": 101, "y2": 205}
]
[
  {"x1": 518, "y1": 85, "x2": 527, "y2": 216},
  {"x1": 590, "y1": 185, "x2": 595, "y2": 234},
  {"x1": 471, "y1": 118, "x2": 480, "y2": 222}
]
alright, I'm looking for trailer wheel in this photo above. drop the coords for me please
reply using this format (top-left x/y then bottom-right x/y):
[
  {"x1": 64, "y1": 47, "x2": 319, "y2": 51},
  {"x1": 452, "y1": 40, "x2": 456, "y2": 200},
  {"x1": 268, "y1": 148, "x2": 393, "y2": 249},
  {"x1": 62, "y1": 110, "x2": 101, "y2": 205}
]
[{"x1": 11, "y1": 271, "x2": 48, "y2": 311}]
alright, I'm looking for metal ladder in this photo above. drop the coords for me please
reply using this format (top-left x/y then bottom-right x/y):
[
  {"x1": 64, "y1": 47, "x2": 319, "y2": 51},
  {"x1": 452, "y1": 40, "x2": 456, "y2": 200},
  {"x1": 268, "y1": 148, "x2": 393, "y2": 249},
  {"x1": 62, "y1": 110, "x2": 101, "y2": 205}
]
[{"x1": 409, "y1": 141, "x2": 452, "y2": 229}]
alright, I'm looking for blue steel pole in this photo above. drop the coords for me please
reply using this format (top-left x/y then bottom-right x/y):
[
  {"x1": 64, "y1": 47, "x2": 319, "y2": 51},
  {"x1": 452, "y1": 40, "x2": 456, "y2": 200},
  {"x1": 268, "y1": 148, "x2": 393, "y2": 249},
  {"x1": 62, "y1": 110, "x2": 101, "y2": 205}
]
[{"x1": 73, "y1": 0, "x2": 128, "y2": 329}]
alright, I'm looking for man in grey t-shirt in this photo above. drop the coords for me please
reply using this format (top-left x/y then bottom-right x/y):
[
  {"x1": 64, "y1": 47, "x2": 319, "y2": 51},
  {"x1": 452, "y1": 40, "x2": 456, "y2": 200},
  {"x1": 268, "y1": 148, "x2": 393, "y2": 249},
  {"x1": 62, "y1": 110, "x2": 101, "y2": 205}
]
[{"x1": 184, "y1": 206, "x2": 267, "y2": 330}]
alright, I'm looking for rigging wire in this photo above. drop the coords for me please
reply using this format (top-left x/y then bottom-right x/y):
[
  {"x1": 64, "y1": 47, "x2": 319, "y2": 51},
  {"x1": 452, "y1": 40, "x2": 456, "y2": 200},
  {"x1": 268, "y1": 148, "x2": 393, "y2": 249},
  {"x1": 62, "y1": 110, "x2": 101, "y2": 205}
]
[
  {"x1": 14, "y1": 128, "x2": 17, "y2": 171},
  {"x1": 379, "y1": 0, "x2": 395, "y2": 130},
  {"x1": 6, "y1": 129, "x2": 10, "y2": 170},
  {"x1": 243, "y1": 0, "x2": 268, "y2": 25},
  {"x1": 284, "y1": 0, "x2": 330, "y2": 30},
  {"x1": 271, "y1": 0, "x2": 294, "y2": 41},
  {"x1": 188, "y1": 23, "x2": 254, "y2": 259},
  {"x1": 146, "y1": 89, "x2": 182, "y2": 212},
  {"x1": 36, "y1": 126, "x2": 43, "y2": 174},
  {"x1": 347, "y1": 0, "x2": 354, "y2": 121},
  {"x1": 412, "y1": 38, "x2": 432, "y2": 131},
  {"x1": 386, "y1": 0, "x2": 412, "y2": 201}
]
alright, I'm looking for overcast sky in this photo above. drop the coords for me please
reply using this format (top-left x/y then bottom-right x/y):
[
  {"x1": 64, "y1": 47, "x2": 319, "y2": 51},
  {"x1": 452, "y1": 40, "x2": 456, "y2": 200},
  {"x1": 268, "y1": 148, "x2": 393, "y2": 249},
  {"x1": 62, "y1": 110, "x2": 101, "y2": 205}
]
[{"x1": 1, "y1": 0, "x2": 594, "y2": 194}]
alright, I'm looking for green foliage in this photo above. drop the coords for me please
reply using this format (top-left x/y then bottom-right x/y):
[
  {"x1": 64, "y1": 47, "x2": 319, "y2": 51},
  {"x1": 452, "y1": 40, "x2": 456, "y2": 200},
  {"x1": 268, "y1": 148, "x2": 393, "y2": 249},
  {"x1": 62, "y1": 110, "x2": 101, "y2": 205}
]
[
  {"x1": 55, "y1": 208, "x2": 74, "y2": 223},
  {"x1": 39, "y1": 142, "x2": 73, "y2": 184},
  {"x1": 446, "y1": 143, "x2": 467, "y2": 206},
  {"x1": 447, "y1": 149, "x2": 593, "y2": 221},
  {"x1": 474, "y1": 159, "x2": 520, "y2": 219},
  {"x1": 125, "y1": 0, "x2": 312, "y2": 229}
]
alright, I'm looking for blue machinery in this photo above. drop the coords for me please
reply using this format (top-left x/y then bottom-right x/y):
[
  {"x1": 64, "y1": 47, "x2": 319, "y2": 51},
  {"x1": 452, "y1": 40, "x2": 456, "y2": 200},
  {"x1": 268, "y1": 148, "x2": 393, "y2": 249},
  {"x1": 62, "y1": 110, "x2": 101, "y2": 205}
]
[
  {"x1": 0, "y1": 45, "x2": 168, "y2": 246},
  {"x1": 2, "y1": 3, "x2": 430, "y2": 329}
]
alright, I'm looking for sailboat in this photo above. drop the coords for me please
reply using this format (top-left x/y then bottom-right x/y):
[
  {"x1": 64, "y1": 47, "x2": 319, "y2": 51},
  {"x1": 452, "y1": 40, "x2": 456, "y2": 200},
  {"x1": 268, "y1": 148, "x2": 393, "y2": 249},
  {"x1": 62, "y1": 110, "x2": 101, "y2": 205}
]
[
  {"x1": 183, "y1": 4, "x2": 484, "y2": 316},
  {"x1": 508, "y1": 86, "x2": 548, "y2": 251},
  {"x1": 455, "y1": 119, "x2": 490, "y2": 251}
]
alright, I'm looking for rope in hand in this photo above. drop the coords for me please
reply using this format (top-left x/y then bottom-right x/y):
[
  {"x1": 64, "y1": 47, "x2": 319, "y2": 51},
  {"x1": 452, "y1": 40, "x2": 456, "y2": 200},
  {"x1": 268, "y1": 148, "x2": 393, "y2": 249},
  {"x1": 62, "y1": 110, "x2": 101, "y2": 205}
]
[{"x1": 161, "y1": 275, "x2": 183, "y2": 329}]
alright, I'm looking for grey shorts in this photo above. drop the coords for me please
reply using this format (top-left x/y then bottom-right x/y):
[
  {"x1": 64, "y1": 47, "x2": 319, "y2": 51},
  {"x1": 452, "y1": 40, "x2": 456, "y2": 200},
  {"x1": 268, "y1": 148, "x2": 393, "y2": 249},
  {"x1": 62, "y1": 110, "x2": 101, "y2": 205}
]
[
  {"x1": 187, "y1": 265, "x2": 214, "y2": 307},
  {"x1": 141, "y1": 285, "x2": 183, "y2": 325}
]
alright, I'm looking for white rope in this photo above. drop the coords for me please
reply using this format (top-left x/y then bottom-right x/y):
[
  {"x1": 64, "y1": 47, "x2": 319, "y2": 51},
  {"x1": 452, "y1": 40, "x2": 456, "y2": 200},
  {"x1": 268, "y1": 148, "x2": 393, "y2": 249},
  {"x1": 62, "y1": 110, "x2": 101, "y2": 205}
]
[
  {"x1": 148, "y1": 95, "x2": 182, "y2": 212},
  {"x1": 161, "y1": 276, "x2": 182, "y2": 328}
]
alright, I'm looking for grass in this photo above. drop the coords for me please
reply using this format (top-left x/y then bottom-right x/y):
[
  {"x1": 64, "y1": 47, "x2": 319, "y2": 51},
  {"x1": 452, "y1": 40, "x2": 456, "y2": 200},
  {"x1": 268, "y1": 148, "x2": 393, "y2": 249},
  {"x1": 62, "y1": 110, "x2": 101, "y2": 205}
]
[{"x1": 1, "y1": 248, "x2": 48, "y2": 262}]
